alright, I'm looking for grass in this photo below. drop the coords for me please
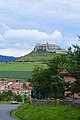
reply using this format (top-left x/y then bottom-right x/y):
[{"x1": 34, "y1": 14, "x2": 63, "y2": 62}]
[
  {"x1": 0, "y1": 71, "x2": 31, "y2": 79},
  {"x1": 0, "y1": 62, "x2": 45, "y2": 71},
  {"x1": 0, "y1": 101, "x2": 10, "y2": 104},
  {"x1": 0, "y1": 101, "x2": 23, "y2": 104},
  {"x1": 0, "y1": 62, "x2": 46, "y2": 79},
  {"x1": 17, "y1": 51, "x2": 60, "y2": 62},
  {"x1": 13, "y1": 104, "x2": 80, "y2": 120}
]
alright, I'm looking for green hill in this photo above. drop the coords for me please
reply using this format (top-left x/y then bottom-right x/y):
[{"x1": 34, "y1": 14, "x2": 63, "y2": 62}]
[
  {"x1": 16, "y1": 51, "x2": 62, "y2": 62},
  {"x1": 16, "y1": 42, "x2": 67, "y2": 62}
]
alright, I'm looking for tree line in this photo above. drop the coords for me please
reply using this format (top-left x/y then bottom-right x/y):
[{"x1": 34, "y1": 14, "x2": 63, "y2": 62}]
[{"x1": 0, "y1": 90, "x2": 28, "y2": 102}]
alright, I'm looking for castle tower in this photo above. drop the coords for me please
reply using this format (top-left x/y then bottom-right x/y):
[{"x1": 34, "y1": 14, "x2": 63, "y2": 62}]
[{"x1": 46, "y1": 42, "x2": 48, "y2": 51}]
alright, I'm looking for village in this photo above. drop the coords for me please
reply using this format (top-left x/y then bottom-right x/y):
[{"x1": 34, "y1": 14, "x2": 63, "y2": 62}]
[
  {"x1": 0, "y1": 80, "x2": 31, "y2": 102},
  {"x1": 0, "y1": 70, "x2": 80, "y2": 102}
]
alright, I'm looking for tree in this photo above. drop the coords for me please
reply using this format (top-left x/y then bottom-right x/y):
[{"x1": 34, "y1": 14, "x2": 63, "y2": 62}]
[
  {"x1": 49, "y1": 75, "x2": 65, "y2": 98},
  {"x1": 66, "y1": 44, "x2": 80, "y2": 97},
  {"x1": 23, "y1": 82, "x2": 29, "y2": 89},
  {"x1": 47, "y1": 56, "x2": 66, "y2": 98},
  {"x1": 67, "y1": 45, "x2": 80, "y2": 77},
  {"x1": 31, "y1": 56, "x2": 65, "y2": 99},
  {"x1": 31, "y1": 66, "x2": 51, "y2": 99},
  {"x1": 24, "y1": 93, "x2": 28, "y2": 103},
  {"x1": 47, "y1": 55, "x2": 68, "y2": 75}
]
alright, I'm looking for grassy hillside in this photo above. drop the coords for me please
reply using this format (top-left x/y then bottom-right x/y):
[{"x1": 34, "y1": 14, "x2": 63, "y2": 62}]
[
  {"x1": 13, "y1": 104, "x2": 80, "y2": 120},
  {"x1": 16, "y1": 51, "x2": 61, "y2": 62}
]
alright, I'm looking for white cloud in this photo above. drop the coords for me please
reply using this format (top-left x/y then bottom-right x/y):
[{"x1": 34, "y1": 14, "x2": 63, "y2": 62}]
[
  {"x1": 3, "y1": 29, "x2": 62, "y2": 40},
  {"x1": 3, "y1": 29, "x2": 49, "y2": 40},
  {"x1": 0, "y1": 48, "x2": 32, "y2": 57},
  {"x1": 0, "y1": 28, "x2": 79, "y2": 57},
  {"x1": 0, "y1": 0, "x2": 80, "y2": 56},
  {"x1": 50, "y1": 30, "x2": 62, "y2": 40},
  {"x1": 0, "y1": 28, "x2": 64, "y2": 56}
]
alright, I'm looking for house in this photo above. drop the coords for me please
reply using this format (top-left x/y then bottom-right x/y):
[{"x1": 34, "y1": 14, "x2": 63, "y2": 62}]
[
  {"x1": 0, "y1": 81, "x2": 9, "y2": 92},
  {"x1": 60, "y1": 70, "x2": 80, "y2": 99},
  {"x1": 0, "y1": 80, "x2": 31, "y2": 96}
]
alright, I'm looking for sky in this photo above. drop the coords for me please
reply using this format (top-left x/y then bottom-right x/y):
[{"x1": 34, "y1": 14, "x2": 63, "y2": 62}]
[{"x1": 0, "y1": 0, "x2": 80, "y2": 57}]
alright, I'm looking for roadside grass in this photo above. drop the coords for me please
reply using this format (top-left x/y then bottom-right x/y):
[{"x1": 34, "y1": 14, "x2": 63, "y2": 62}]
[
  {"x1": 0, "y1": 101, "x2": 23, "y2": 104},
  {"x1": 13, "y1": 104, "x2": 80, "y2": 120},
  {"x1": 0, "y1": 101, "x2": 10, "y2": 104}
]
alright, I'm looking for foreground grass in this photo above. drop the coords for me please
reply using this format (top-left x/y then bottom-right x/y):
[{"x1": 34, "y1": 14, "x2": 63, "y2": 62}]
[{"x1": 13, "y1": 104, "x2": 80, "y2": 120}]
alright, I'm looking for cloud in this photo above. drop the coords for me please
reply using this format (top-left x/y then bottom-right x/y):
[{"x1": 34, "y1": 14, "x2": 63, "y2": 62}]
[
  {"x1": 0, "y1": 0, "x2": 80, "y2": 27},
  {"x1": 0, "y1": 28, "x2": 64, "y2": 56},
  {"x1": 0, "y1": 0, "x2": 80, "y2": 38},
  {"x1": 0, "y1": 23, "x2": 10, "y2": 30},
  {"x1": 0, "y1": 1, "x2": 80, "y2": 56},
  {"x1": 3, "y1": 29, "x2": 62, "y2": 47},
  {"x1": 50, "y1": 30, "x2": 62, "y2": 40},
  {"x1": 0, "y1": 28, "x2": 79, "y2": 57},
  {"x1": 3, "y1": 29, "x2": 49, "y2": 40},
  {"x1": 0, "y1": 48, "x2": 31, "y2": 57}
]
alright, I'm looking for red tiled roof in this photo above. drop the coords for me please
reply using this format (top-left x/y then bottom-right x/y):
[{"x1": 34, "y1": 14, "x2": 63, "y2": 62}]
[
  {"x1": 64, "y1": 76, "x2": 76, "y2": 83},
  {"x1": 59, "y1": 70, "x2": 69, "y2": 76},
  {"x1": 26, "y1": 82, "x2": 31, "y2": 86}
]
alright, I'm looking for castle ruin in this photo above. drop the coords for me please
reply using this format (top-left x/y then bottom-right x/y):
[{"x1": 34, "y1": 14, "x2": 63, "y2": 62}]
[{"x1": 33, "y1": 42, "x2": 67, "y2": 54}]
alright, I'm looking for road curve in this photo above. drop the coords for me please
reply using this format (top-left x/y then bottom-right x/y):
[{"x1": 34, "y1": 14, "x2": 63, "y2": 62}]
[{"x1": 0, "y1": 104, "x2": 20, "y2": 120}]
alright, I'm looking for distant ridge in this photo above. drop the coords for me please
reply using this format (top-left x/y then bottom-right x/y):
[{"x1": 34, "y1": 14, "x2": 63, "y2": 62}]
[{"x1": 0, "y1": 55, "x2": 17, "y2": 62}]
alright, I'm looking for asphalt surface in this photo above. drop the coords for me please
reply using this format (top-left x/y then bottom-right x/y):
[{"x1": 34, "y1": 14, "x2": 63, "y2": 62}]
[{"x1": 0, "y1": 104, "x2": 20, "y2": 120}]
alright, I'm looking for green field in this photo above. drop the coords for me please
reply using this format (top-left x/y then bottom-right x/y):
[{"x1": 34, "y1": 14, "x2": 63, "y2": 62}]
[
  {"x1": 0, "y1": 71, "x2": 31, "y2": 79},
  {"x1": 0, "y1": 52, "x2": 66, "y2": 80},
  {"x1": 13, "y1": 104, "x2": 80, "y2": 120},
  {"x1": 0, "y1": 62, "x2": 44, "y2": 71},
  {"x1": 0, "y1": 62, "x2": 46, "y2": 79}
]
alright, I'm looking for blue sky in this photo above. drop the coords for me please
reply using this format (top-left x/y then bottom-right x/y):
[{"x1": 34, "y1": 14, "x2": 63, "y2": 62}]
[{"x1": 0, "y1": 0, "x2": 80, "y2": 57}]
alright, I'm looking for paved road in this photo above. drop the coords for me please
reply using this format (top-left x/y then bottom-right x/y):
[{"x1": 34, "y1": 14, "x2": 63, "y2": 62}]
[{"x1": 0, "y1": 104, "x2": 20, "y2": 120}]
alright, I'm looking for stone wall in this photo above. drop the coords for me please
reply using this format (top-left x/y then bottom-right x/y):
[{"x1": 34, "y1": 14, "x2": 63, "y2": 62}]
[
  {"x1": 60, "y1": 100, "x2": 80, "y2": 108},
  {"x1": 30, "y1": 98, "x2": 80, "y2": 108},
  {"x1": 31, "y1": 98, "x2": 54, "y2": 106}
]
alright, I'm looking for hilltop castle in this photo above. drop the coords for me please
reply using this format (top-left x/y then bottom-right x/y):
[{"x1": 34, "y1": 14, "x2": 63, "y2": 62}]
[{"x1": 33, "y1": 42, "x2": 67, "y2": 54}]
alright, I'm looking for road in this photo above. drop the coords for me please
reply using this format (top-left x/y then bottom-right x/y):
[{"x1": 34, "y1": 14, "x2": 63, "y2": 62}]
[{"x1": 0, "y1": 104, "x2": 20, "y2": 120}]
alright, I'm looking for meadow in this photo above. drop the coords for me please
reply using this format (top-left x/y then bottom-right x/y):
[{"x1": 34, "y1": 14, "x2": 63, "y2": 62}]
[
  {"x1": 0, "y1": 62, "x2": 46, "y2": 80},
  {"x1": 13, "y1": 104, "x2": 80, "y2": 120}
]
